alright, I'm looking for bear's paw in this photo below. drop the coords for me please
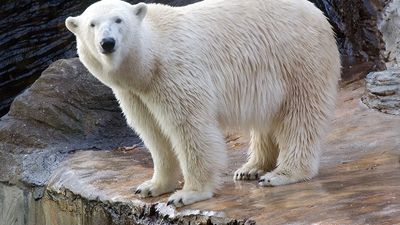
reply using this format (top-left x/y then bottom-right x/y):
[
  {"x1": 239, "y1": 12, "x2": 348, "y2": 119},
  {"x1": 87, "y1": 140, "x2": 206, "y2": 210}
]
[
  {"x1": 135, "y1": 180, "x2": 176, "y2": 198},
  {"x1": 258, "y1": 171, "x2": 301, "y2": 186},
  {"x1": 166, "y1": 190, "x2": 213, "y2": 207}
]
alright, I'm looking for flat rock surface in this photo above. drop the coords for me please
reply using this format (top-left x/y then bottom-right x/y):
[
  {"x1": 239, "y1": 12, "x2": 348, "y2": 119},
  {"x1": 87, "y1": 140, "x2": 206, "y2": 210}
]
[{"x1": 48, "y1": 81, "x2": 400, "y2": 224}]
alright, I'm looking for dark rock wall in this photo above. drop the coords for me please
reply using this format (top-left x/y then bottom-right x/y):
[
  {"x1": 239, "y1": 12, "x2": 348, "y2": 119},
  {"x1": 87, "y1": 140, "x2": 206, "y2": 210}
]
[
  {"x1": 311, "y1": 0, "x2": 387, "y2": 82},
  {"x1": 0, "y1": 0, "x2": 387, "y2": 117},
  {"x1": 0, "y1": 1, "x2": 91, "y2": 117}
]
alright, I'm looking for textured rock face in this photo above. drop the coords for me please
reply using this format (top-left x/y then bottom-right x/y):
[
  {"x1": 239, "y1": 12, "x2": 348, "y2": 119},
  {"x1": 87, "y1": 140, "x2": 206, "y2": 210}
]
[
  {"x1": 312, "y1": 0, "x2": 387, "y2": 82},
  {"x1": 0, "y1": 0, "x2": 92, "y2": 117},
  {"x1": 0, "y1": 59, "x2": 139, "y2": 185},
  {"x1": 379, "y1": 0, "x2": 400, "y2": 68},
  {"x1": 362, "y1": 69, "x2": 400, "y2": 115},
  {"x1": 364, "y1": 0, "x2": 400, "y2": 115}
]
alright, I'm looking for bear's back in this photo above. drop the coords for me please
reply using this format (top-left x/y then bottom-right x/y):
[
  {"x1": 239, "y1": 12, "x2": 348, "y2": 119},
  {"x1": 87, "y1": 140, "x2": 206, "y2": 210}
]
[{"x1": 145, "y1": 0, "x2": 340, "y2": 129}]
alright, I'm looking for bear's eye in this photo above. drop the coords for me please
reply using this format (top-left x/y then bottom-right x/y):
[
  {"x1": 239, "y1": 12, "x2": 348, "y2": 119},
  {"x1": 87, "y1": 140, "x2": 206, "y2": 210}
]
[
  {"x1": 90, "y1": 23, "x2": 95, "y2": 28},
  {"x1": 115, "y1": 18, "x2": 122, "y2": 24}
]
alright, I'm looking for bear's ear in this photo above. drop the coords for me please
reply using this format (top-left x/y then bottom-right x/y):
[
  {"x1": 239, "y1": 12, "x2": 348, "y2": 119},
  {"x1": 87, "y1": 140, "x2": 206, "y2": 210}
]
[
  {"x1": 133, "y1": 3, "x2": 147, "y2": 22},
  {"x1": 66, "y1": 16, "x2": 79, "y2": 34}
]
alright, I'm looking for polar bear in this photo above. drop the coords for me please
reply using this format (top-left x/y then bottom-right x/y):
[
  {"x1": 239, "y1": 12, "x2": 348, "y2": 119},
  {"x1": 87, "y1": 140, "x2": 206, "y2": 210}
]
[{"x1": 65, "y1": 0, "x2": 340, "y2": 207}]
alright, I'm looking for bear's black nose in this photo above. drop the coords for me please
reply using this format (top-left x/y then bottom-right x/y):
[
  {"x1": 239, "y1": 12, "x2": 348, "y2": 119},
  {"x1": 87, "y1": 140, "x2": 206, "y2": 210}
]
[{"x1": 100, "y1": 38, "x2": 115, "y2": 54}]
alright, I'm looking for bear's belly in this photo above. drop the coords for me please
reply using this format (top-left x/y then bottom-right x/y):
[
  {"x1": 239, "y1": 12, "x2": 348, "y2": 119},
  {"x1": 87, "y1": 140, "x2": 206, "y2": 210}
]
[{"x1": 214, "y1": 73, "x2": 285, "y2": 131}]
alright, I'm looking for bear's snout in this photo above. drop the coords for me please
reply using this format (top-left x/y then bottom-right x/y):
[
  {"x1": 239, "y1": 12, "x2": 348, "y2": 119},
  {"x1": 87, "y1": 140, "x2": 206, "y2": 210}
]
[{"x1": 100, "y1": 38, "x2": 116, "y2": 54}]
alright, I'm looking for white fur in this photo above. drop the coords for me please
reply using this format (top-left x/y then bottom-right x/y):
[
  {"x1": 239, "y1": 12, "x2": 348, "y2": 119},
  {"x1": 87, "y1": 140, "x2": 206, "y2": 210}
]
[{"x1": 66, "y1": 0, "x2": 340, "y2": 207}]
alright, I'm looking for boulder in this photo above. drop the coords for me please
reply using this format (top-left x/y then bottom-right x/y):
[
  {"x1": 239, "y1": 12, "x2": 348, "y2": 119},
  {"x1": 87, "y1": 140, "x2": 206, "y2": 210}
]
[
  {"x1": 362, "y1": 69, "x2": 400, "y2": 115},
  {"x1": 0, "y1": 58, "x2": 139, "y2": 185}
]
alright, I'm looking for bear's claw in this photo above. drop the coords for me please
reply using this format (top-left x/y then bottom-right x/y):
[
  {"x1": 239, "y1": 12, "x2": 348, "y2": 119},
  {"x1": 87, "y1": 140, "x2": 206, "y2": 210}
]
[{"x1": 234, "y1": 165, "x2": 265, "y2": 181}]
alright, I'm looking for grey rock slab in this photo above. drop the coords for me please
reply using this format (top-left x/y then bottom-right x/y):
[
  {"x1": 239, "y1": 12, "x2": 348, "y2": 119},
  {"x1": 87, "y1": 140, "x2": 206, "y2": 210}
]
[{"x1": 362, "y1": 68, "x2": 400, "y2": 115}]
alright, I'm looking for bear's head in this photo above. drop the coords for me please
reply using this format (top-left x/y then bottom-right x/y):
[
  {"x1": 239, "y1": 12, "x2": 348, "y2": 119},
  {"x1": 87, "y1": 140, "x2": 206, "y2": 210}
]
[{"x1": 65, "y1": 0, "x2": 148, "y2": 88}]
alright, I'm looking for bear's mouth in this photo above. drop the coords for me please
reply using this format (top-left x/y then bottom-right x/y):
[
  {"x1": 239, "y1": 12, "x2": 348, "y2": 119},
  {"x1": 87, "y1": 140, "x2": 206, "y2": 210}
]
[{"x1": 101, "y1": 49, "x2": 115, "y2": 55}]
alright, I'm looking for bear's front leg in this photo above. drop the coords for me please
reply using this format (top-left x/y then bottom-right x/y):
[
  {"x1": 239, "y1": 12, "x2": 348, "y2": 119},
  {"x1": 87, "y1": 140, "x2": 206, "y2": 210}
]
[
  {"x1": 145, "y1": 89, "x2": 227, "y2": 207},
  {"x1": 113, "y1": 90, "x2": 181, "y2": 197}
]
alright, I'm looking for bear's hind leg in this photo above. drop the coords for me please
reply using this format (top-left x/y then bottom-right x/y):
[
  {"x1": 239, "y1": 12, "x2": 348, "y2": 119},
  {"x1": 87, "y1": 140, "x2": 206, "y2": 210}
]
[
  {"x1": 234, "y1": 130, "x2": 278, "y2": 180},
  {"x1": 258, "y1": 107, "x2": 324, "y2": 186}
]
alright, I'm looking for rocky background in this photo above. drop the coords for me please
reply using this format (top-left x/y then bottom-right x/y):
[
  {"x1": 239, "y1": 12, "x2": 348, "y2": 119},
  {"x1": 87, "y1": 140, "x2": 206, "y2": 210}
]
[{"x1": 0, "y1": 0, "x2": 395, "y2": 117}]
